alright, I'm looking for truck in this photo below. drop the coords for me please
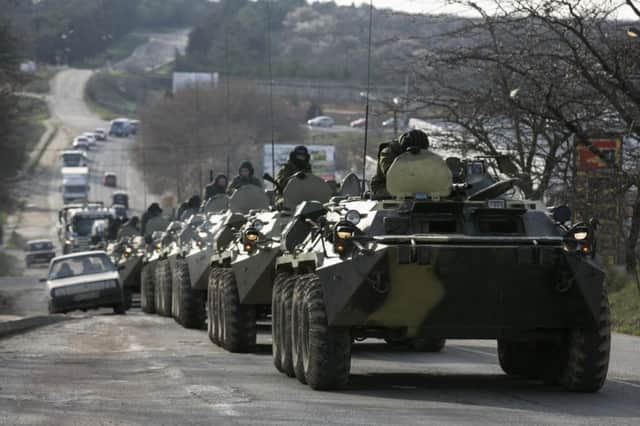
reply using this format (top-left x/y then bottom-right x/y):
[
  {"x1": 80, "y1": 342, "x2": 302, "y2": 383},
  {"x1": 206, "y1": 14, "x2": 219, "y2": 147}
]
[
  {"x1": 59, "y1": 150, "x2": 88, "y2": 167},
  {"x1": 61, "y1": 167, "x2": 90, "y2": 204}
]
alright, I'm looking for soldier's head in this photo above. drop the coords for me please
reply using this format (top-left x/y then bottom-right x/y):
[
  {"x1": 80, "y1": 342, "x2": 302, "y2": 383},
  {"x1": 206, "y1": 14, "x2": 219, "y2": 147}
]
[
  {"x1": 239, "y1": 161, "x2": 254, "y2": 178},
  {"x1": 148, "y1": 203, "x2": 162, "y2": 214},
  {"x1": 130, "y1": 216, "x2": 139, "y2": 226},
  {"x1": 399, "y1": 129, "x2": 429, "y2": 153},
  {"x1": 290, "y1": 145, "x2": 310, "y2": 168},
  {"x1": 214, "y1": 174, "x2": 228, "y2": 189}
]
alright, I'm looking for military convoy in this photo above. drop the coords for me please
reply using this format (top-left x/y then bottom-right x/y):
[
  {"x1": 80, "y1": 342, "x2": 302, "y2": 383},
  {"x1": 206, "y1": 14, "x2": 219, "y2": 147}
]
[{"x1": 128, "y1": 147, "x2": 609, "y2": 394}]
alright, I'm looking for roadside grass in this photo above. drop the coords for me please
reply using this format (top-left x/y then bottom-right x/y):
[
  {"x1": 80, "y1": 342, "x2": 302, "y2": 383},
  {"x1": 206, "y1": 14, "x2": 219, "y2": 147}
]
[
  {"x1": 0, "y1": 251, "x2": 17, "y2": 277},
  {"x1": 76, "y1": 33, "x2": 148, "y2": 69},
  {"x1": 15, "y1": 97, "x2": 50, "y2": 155},
  {"x1": 608, "y1": 270, "x2": 640, "y2": 336},
  {"x1": 20, "y1": 66, "x2": 59, "y2": 94}
]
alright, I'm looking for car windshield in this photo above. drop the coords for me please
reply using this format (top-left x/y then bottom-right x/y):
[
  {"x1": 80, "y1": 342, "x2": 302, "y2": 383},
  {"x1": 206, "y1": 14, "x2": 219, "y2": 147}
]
[
  {"x1": 49, "y1": 254, "x2": 115, "y2": 280},
  {"x1": 73, "y1": 217, "x2": 97, "y2": 236},
  {"x1": 28, "y1": 242, "x2": 53, "y2": 251},
  {"x1": 62, "y1": 154, "x2": 82, "y2": 166},
  {"x1": 64, "y1": 185, "x2": 86, "y2": 194}
]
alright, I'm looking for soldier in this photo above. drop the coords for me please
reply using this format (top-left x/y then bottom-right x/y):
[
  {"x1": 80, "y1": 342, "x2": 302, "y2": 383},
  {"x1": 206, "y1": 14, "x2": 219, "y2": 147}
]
[
  {"x1": 274, "y1": 145, "x2": 312, "y2": 208},
  {"x1": 204, "y1": 174, "x2": 228, "y2": 200},
  {"x1": 117, "y1": 216, "x2": 140, "y2": 239},
  {"x1": 178, "y1": 195, "x2": 201, "y2": 221},
  {"x1": 141, "y1": 203, "x2": 162, "y2": 235},
  {"x1": 370, "y1": 129, "x2": 430, "y2": 198},
  {"x1": 228, "y1": 161, "x2": 263, "y2": 192}
]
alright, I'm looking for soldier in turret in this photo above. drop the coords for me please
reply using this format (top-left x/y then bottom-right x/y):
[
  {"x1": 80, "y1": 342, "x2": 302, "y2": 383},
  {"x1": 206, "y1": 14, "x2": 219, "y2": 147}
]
[
  {"x1": 274, "y1": 145, "x2": 312, "y2": 208},
  {"x1": 370, "y1": 129, "x2": 430, "y2": 198},
  {"x1": 229, "y1": 161, "x2": 262, "y2": 192}
]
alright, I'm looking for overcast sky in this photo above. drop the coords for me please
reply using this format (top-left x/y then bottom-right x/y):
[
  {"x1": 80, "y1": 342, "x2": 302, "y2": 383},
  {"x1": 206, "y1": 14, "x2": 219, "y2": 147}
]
[{"x1": 313, "y1": 0, "x2": 640, "y2": 20}]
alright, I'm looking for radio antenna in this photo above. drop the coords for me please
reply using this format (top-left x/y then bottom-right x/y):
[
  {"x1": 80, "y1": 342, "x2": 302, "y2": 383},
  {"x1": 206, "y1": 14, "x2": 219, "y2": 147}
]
[
  {"x1": 361, "y1": 0, "x2": 374, "y2": 193},
  {"x1": 266, "y1": 0, "x2": 276, "y2": 178}
]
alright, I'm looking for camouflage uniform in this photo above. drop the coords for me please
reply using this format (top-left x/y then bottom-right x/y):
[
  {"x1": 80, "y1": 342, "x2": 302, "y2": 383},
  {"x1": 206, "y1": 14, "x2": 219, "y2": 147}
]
[
  {"x1": 274, "y1": 146, "x2": 312, "y2": 209},
  {"x1": 228, "y1": 161, "x2": 263, "y2": 192}
]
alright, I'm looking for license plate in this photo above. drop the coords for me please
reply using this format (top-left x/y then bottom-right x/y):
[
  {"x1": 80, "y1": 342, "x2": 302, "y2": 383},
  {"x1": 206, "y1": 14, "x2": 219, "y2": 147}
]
[{"x1": 73, "y1": 291, "x2": 100, "y2": 302}]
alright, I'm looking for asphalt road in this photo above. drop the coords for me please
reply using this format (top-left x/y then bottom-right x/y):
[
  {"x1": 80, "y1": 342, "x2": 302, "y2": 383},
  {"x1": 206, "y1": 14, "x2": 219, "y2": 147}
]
[{"x1": 0, "y1": 314, "x2": 639, "y2": 425}]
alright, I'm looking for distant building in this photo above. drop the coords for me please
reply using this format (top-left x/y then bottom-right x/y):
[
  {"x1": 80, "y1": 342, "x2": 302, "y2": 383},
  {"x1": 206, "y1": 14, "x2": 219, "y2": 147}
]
[{"x1": 172, "y1": 72, "x2": 219, "y2": 94}]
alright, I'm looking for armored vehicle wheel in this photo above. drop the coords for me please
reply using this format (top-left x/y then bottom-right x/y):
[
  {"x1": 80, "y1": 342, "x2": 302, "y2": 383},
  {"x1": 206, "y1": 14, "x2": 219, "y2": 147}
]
[
  {"x1": 272, "y1": 273, "x2": 284, "y2": 372},
  {"x1": 558, "y1": 289, "x2": 611, "y2": 392},
  {"x1": 299, "y1": 274, "x2": 351, "y2": 390},
  {"x1": 207, "y1": 268, "x2": 220, "y2": 345},
  {"x1": 175, "y1": 260, "x2": 206, "y2": 329},
  {"x1": 497, "y1": 340, "x2": 545, "y2": 378},
  {"x1": 273, "y1": 273, "x2": 295, "y2": 376},
  {"x1": 124, "y1": 288, "x2": 133, "y2": 310},
  {"x1": 155, "y1": 260, "x2": 172, "y2": 317},
  {"x1": 218, "y1": 268, "x2": 257, "y2": 353},
  {"x1": 290, "y1": 275, "x2": 307, "y2": 384},
  {"x1": 113, "y1": 304, "x2": 126, "y2": 315},
  {"x1": 171, "y1": 264, "x2": 181, "y2": 323},
  {"x1": 141, "y1": 264, "x2": 156, "y2": 314}
]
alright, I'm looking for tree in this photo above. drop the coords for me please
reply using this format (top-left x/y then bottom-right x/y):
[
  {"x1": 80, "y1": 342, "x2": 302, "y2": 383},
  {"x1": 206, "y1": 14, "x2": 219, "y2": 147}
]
[{"x1": 414, "y1": 0, "x2": 640, "y2": 271}]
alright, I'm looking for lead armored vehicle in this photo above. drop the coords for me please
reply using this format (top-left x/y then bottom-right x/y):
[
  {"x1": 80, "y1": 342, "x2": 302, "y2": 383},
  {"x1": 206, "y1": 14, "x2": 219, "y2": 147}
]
[
  {"x1": 208, "y1": 173, "x2": 333, "y2": 353},
  {"x1": 275, "y1": 149, "x2": 610, "y2": 392}
]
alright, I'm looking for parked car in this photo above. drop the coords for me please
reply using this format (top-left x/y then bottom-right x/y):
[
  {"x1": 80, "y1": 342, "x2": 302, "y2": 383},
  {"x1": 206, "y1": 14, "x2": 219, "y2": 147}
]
[
  {"x1": 103, "y1": 172, "x2": 117, "y2": 187},
  {"x1": 307, "y1": 115, "x2": 335, "y2": 128},
  {"x1": 44, "y1": 251, "x2": 126, "y2": 314},
  {"x1": 24, "y1": 239, "x2": 56, "y2": 268},
  {"x1": 382, "y1": 117, "x2": 400, "y2": 129},
  {"x1": 94, "y1": 128, "x2": 107, "y2": 141},
  {"x1": 349, "y1": 118, "x2": 367, "y2": 128},
  {"x1": 72, "y1": 137, "x2": 90, "y2": 151},
  {"x1": 112, "y1": 191, "x2": 129, "y2": 209}
]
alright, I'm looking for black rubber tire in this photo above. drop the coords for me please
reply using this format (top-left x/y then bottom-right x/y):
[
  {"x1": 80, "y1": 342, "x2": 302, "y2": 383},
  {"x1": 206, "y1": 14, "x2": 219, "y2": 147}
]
[
  {"x1": 175, "y1": 259, "x2": 206, "y2": 329},
  {"x1": 300, "y1": 274, "x2": 351, "y2": 390},
  {"x1": 218, "y1": 268, "x2": 257, "y2": 353},
  {"x1": 558, "y1": 288, "x2": 611, "y2": 392},
  {"x1": 123, "y1": 288, "x2": 133, "y2": 311},
  {"x1": 272, "y1": 272, "x2": 284, "y2": 373},
  {"x1": 140, "y1": 264, "x2": 156, "y2": 314},
  {"x1": 291, "y1": 275, "x2": 307, "y2": 384},
  {"x1": 155, "y1": 260, "x2": 172, "y2": 317},
  {"x1": 113, "y1": 304, "x2": 126, "y2": 315},
  {"x1": 207, "y1": 268, "x2": 220, "y2": 345},
  {"x1": 171, "y1": 262, "x2": 181, "y2": 323},
  {"x1": 497, "y1": 340, "x2": 544, "y2": 378},
  {"x1": 279, "y1": 276, "x2": 296, "y2": 377}
]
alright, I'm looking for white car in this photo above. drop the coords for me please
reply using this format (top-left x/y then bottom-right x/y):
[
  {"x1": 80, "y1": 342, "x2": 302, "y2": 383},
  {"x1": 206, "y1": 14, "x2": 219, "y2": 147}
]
[
  {"x1": 44, "y1": 251, "x2": 126, "y2": 314},
  {"x1": 94, "y1": 128, "x2": 107, "y2": 141},
  {"x1": 72, "y1": 137, "x2": 90, "y2": 151},
  {"x1": 82, "y1": 132, "x2": 97, "y2": 147},
  {"x1": 307, "y1": 115, "x2": 335, "y2": 128}
]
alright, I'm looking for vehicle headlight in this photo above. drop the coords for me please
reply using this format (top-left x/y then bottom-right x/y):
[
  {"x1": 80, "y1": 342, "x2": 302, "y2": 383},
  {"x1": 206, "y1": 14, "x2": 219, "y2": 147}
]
[
  {"x1": 245, "y1": 230, "x2": 260, "y2": 242},
  {"x1": 345, "y1": 210, "x2": 361, "y2": 225},
  {"x1": 198, "y1": 231, "x2": 209, "y2": 239},
  {"x1": 125, "y1": 247, "x2": 133, "y2": 253},
  {"x1": 336, "y1": 228, "x2": 354, "y2": 240},
  {"x1": 573, "y1": 231, "x2": 588, "y2": 241}
]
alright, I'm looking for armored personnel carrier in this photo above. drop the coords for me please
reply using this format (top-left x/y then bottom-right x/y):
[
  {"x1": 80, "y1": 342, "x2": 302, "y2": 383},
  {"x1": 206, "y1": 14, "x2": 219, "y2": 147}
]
[
  {"x1": 208, "y1": 173, "x2": 333, "y2": 353},
  {"x1": 140, "y1": 215, "x2": 172, "y2": 313},
  {"x1": 153, "y1": 220, "x2": 185, "y2": 317},
  {"x1": 275, "y1": 149, "x2": 609, "y2": 392}
]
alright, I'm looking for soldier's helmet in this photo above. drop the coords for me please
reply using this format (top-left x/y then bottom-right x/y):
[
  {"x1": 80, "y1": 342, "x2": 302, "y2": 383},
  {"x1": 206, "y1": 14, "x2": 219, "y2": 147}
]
[
  {"x1": 399, "y1": 129, "x2": 429, "y2": 153},
  {"x1": 290, "y1": 145, "x2": 310, "y2": 167}
]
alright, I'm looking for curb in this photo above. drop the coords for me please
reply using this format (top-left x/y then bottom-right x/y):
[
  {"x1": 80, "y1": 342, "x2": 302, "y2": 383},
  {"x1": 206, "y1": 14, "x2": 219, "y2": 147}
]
[{"x1": 0, "y1": 315, "x2": 70, "y2": 339}]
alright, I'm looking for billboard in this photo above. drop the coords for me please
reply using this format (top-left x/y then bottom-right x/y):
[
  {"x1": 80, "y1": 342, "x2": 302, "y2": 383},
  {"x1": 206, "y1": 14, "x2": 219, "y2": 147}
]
[
  {"x1": 263, "y1": 144, "x2": 336, "y2": 183},
  {"x1": 172, "y1": 72, "x2": 219, "y2": 94},
  {"x1": 574, "y1": 135, "x2": 623, "y2": 265}
]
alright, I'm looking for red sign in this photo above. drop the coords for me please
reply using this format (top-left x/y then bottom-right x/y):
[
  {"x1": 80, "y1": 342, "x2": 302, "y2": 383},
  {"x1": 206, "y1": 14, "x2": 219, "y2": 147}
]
[{"x1": 576, "y1": 138, "x2": 621, "y2": 171}]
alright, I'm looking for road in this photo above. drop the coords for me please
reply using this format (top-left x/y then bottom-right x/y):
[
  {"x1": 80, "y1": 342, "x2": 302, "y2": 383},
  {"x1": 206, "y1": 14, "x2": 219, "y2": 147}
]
[{"x1": 0, "y1": 315, "x2": 639, "y2": 425}]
